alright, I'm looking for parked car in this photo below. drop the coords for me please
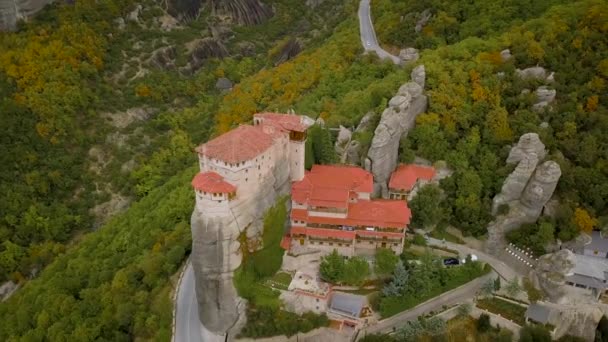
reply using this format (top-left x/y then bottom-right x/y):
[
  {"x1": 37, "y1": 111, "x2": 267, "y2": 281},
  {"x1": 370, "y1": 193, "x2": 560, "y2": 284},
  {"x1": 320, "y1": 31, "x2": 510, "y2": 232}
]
[{"x1": 443, "y1": 258, "x2": 460, "y2": 266}]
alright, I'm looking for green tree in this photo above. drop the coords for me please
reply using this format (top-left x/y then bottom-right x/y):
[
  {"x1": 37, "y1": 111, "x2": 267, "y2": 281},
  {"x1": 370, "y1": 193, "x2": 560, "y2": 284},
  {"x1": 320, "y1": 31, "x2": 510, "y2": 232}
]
[
  {"x1": 595, "y1": 315, "x2": 608, "y2": 342},
  {"x1": 477, "y1": 313, "x2": 492, "y2": 332},
  {"x1": 374, "y1": 248, "x2": 399, "y2": 277},
  {"x1": 505, "y1": 277, "x2": 522, "y2": 297},
  {"x1": 409, "y1": 184, "x2": 445, "y2": 228},
  {"x1": 319, "y1": 249, "x2": 345, "y2": 284},
  {"x1": 343, "y1": 257, "x2": 370, "y2": 286}
]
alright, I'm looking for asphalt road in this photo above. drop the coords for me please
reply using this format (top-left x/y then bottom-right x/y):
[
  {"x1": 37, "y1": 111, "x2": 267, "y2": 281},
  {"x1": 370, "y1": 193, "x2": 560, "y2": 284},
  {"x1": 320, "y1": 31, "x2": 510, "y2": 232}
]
[
  {"x1": 358, "y1": 0, "x2": 401, "y2": 64},
  {"x1": 358, "y1": 272, "x2": 494, "y2": 338},
  {"x1": 425, "y1": 236, "x2": 521, "y2": 281},
  {"x1": 174, "y1": 263, "x2": 224, "y2": 342}
]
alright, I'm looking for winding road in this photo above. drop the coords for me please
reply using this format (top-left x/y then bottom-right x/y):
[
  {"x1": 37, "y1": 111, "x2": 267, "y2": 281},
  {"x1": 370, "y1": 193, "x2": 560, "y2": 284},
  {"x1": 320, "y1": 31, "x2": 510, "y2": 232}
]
[
  {"x1": 174, "y1": 262, "x2": 224, "y2": 342},
  {"x1": 358, "y1": 0, "x2": 401, "y2": 64}
]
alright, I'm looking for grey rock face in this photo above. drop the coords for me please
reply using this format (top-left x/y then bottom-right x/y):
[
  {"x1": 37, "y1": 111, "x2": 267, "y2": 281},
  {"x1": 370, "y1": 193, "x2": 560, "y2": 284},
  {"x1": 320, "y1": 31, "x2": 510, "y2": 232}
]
[
  {"x1": 192, "y1": 159, "x2": 291, "y2": 334},
  {"x1": 180, "y1": 38, "x2": 229, "y2": 75},
  {"x1": 532, "y1": 86, "x2": 556, "y2": 112},
  {"x1": 506, "y1": 133, "x2": 546, "y2": 164},
  {"x1": 411, "y1": 65, "x2": 426, "y2": 89},
  {"x1": 367, "y1": 73, "x2": 427, "y2": 197},
  {"x1": 340, "y1": 111, "x2": 376, "y2": 165},
  {"x1": 415, "y1": 9, "x2": 432, "y2": 33},
  {"x1": 215, "y1": 77, "x2": 233, "y2": 91},
  {"x1": 531, "y1": 249, "x2": 575, "y2": 302},
  {"x1": 486, "y1": 134, "x2": 560, "y2": 254},
  {"x1": 500, "y1": 49, "x2": 512, "y2": 62},
  {"x1": 211, "y1": 0, "x2": 273, "y2": 26},
  {"x1": 0, "y1": 0, "x2": 53, "y2": 31},
  {"x1": 273, "y1": 38, "x2": 302, "y2": 66},
  {"x1": 399, "y1": 48, "x2": 419, "y2": 63},
  {"x1": 334, "y1": 125, "x2": 352, "y2": 158},
  {"x1": 516, "y1": 66, "x2": 547, "y2": 80}
]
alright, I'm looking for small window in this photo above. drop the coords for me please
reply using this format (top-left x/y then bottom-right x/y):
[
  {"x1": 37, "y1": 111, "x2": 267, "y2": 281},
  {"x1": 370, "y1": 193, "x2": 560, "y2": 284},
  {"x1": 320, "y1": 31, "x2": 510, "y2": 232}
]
[
  {"x1": 245, "y1": 178, "x2": 248, "y2": 182},
  {"x1": 369, "y1": 241, "x2": 373, "y2": 245},
  {"x1": 245, "y1": 169, "x2": 248, "y2": 173},
  {"x1": 320, "y1": 242, "x2": 324, "y2": 245},
  {"x1": 258, "y1": 165, "x2": 261, "y2": 170}
]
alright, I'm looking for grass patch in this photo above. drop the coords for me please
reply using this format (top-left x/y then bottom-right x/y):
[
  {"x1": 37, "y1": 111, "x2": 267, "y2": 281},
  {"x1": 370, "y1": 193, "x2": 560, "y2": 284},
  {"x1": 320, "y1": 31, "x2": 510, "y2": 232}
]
[
  {"x1": 264, "y1": 272, "x2": 293, "y2": 290},
  {"x1": 476, "y1": 297, "x2": 527, "y2": 325},
  {"x1": 431, "y1": 229, "x2": 465, "y2": 244}
]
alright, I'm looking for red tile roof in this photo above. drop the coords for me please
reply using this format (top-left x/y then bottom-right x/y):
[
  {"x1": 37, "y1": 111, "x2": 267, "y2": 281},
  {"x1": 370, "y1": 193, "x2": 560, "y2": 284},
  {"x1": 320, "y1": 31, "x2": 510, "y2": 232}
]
[
  {"x1": 254, "y1": 112, "x2": 308, "y2": 132},
  {"x1": 389, "y1": 164, "x2": 436, "y2": 191},
  {"x1": 292, "y1": 165, "x2": 373, "y2": 208},
  {"x1": 195, "y1": 125, "x2": 275, "y2": 164},
  {"x1": 191, "y1": 172, "x2": 236, "y2": 193},
  {"x1": 290, "y1": 199, "x2": 410, "y2": 229}
]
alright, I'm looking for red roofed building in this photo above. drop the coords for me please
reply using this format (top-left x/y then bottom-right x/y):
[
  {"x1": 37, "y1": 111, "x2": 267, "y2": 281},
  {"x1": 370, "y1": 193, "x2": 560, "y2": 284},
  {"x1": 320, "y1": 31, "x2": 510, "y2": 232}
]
[
  {"x1": 388, "y1": 164, "x2": 436, "y2": 200},
  {"x1": 287, "y1": 165, "x2": 411, "y2": 256},
  {"x1": 191, "y1": 113, "x2": 313, "y2": 217}
]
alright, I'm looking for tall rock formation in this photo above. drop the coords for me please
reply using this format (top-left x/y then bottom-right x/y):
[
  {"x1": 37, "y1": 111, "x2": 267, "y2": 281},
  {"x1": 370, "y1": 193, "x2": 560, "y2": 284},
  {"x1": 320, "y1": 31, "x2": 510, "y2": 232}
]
[
  {"x1": 486, "y1": 133, "x2": 561, "y2": 254},
  {"x1": 191, "y1": 157, "x2": 291, "y2": 334},
  {"x1": 366, "y1": 66, "x2": 427, "y2": 197}
]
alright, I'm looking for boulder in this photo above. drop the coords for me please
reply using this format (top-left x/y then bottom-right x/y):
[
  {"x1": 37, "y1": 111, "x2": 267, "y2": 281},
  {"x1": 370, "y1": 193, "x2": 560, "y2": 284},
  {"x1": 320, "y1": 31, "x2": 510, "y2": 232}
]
[
  {"x1": 500, "y1": 49, "x2": 512, "y2": 62},
  {"x1": 127, "y1": 4, "x2": 142, "y2": 22},
  {"x1": 147, "y1": 46, "x2": 177, "y2": 70},
  {"x1": 516, "y1": 66, "x2": 547, "y2": 80},
  {"x1": 399, "y1": 48, "x2": 419, "y2": 63},
  {"x1": 236, "y1": 41, "x2": 256, "y2": 57},
  {"x1": 215, "y1": 77, "x2": 233, "y2": 91},
  {"x1": 355, "y1": 111, "x2": 376, "y2": 133},
  {"x1": 366, "y1": 73, "x2": 427, "y2": 197},
  {"x1": 344, "y1": 140, "x2": 362, "y2": 165},
  {"x1": 411, "y1": 65, "x2": 426, "y2": 89},
  {"x1": 181, "y1": 38, "x2": 229, "y2": 75},
  {"x1": 158, "y1": 14, "x2": 180, "y2": 31}
]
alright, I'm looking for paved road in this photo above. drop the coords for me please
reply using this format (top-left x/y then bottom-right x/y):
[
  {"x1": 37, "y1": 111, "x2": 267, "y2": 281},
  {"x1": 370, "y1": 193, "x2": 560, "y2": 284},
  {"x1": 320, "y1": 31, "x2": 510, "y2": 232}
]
[
  {"x1": 358, "y1": 0, "x2": 401, "y2": 64},
  {"x1": 425, "y1": 236, "x2": 521, "y2": 281},
  {"x1": 174, "y1": 262, "x2": 224, "y2": 342},
  {"x1": 357, "y1": 272, "x2": 494, "y2": 338}
]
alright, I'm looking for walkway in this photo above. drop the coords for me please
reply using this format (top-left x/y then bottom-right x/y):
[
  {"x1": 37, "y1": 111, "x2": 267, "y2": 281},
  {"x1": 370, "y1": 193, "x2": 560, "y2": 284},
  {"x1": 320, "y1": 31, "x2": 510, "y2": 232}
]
[
  {"x1": 356, "y1": 272, "x2": 494, "y2": 339},
  {"x1": 358, "y1": 0, "x2": 401, "y2": 64}
]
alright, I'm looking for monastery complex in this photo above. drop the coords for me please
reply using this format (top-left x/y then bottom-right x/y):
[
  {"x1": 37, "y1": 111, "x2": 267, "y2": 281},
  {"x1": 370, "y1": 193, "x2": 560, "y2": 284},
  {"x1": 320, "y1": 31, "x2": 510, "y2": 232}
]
[{"x1": 191, "y1": 112, "x2": 436, "y2": 256}]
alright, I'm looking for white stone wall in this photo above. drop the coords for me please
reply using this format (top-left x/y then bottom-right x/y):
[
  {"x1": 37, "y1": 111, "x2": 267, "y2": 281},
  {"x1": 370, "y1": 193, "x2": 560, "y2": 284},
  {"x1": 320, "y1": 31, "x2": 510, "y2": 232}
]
[
  {"x1": 289, "y1": 140, "x2": 305, "y2": 181},
  {"x1": 357, "y1": 192, "x2": 371, "y2": 200}
]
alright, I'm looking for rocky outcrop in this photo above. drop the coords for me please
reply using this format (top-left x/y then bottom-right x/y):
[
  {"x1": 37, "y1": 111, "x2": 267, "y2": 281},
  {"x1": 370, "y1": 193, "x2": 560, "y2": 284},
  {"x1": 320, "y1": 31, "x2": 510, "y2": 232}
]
[
  {"x1": 486, "y1": 133, "x2": 561, "y2": 254},
  {"x1": 531, "y1": 249, "x2": 575, "y2": 302},
  {"x1": 532, "y1": 86, "x2": 556, "y2": 112},
  {"x1": 181, "y1": 38, "x2": 229, "y2": 75},
  {"x1": 215, "y1": 77, "x2": 233, "y2": 91},
  {"x1": 273, "y1": 38, "x2": 302, "y2": 66},
  {"x1": 415, "y1": 9, "x2": 432, "y2": 33},
  {"x1": 211, "y1": 0, "x2": 273, "y2": 26},
  {"x1": 411, "y1": 65, "x2": 425, "y2": 89},
  {"x1": 500, "y1": 49, "x2": 512, "y2": 62},
  {"x1": 399, "y1": 48, "x2": 419, "y2": 64},
  {"x1": 334, "y1": 125, "x2": 352, "y2": 159},
  {"x1": 191, "y1": 158, "x2": 291, "y2": 334},
  {"x1": 0, "y1": 0, "x2": 53, "y2": 31},
  {"x1": 147, "y1": 46, "x2": 177, "y2": 70},
  {"x1": 339, "y1": 111, "x2": 376, "y2": 165},
  {"x1": 366, "y1": 67, "x2": 428, "y2": 197}
]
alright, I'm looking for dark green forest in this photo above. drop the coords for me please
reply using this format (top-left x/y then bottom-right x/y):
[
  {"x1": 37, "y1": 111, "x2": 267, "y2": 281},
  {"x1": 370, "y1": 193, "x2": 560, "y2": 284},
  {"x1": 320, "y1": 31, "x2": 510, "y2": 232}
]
[{"x1": 0, "y1": 0, "x2": 606, "y2": 339}]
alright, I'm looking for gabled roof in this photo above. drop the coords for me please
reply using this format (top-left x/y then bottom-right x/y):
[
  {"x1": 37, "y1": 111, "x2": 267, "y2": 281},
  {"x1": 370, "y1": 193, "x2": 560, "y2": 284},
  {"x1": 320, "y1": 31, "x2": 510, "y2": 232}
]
[
  {"x1": 389, "y1": 164, "x2": 436, "y2": 191},
  {"x1": 191, "y1": 172, "x2": 236, "y2": 193},
  {"x1": 195, "y1": 125, "x2": 275, "y2": 164},
  {"x1": 526, "y1": 303, "x2": 559, "y2": 324},
  {"x1": 292, "y1": 165, "x2": 374, "y2": 208},
  {"x1": 254, "y1": 112, "x2": 309, "y2": 132}
]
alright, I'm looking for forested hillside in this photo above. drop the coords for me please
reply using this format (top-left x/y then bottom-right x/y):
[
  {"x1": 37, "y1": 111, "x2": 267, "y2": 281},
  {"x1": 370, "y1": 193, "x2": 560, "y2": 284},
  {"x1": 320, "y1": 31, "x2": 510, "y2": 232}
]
[
  {"x1": 0, "y1": 0, "x2": 348, "y2": 283},
  {"x1": 0, "y1": 0, "x2": 606, "y2": 340}
]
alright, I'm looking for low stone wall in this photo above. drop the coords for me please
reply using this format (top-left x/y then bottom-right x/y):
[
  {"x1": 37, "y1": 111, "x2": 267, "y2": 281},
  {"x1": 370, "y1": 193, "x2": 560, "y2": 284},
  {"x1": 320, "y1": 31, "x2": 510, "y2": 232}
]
[{"x1": 235, "y1": 327, "x2": 352, "y2": 342}]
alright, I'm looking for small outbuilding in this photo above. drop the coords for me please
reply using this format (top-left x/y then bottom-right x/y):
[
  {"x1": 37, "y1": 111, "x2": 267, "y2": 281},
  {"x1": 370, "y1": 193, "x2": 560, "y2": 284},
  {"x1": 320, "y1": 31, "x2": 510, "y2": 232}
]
[{"x1": 328, "y1": 292, "x2": 366, "y2": 319}]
